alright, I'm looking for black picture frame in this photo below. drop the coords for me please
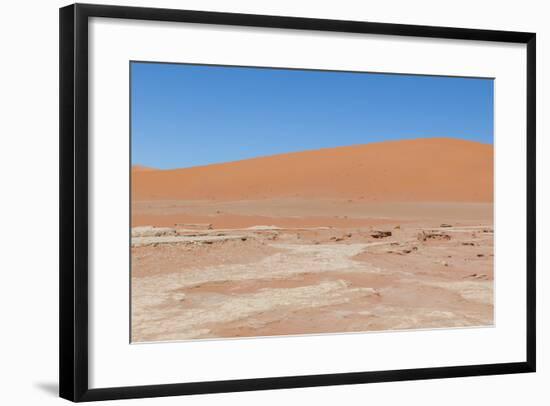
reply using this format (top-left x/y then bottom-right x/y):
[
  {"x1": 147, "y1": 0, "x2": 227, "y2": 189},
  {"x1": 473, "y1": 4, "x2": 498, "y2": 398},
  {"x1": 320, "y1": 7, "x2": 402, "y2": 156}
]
[{"x1": 59, "y1": 3, "x2": 536, "y2": 402}]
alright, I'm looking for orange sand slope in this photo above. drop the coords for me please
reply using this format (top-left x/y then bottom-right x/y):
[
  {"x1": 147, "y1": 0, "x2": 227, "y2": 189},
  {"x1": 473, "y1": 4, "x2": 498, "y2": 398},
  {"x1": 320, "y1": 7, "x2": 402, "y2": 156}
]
[
  {"x1": 132, "y1": 165, "x2": 155, "y2": 172},
  {"x1": 132, "y1": 138, "x2": 493, "y2": 202}
]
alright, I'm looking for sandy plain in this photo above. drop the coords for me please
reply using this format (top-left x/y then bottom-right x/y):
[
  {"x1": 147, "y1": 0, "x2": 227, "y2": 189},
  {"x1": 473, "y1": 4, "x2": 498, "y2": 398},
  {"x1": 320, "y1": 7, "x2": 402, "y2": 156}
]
[{"x1": 131, "y1": 138, "x2": 494, "y2": 342}]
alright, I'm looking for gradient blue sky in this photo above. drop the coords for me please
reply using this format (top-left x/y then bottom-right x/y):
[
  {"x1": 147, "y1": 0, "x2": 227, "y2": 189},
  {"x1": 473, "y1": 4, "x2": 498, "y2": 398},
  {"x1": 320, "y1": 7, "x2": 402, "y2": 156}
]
[{"x1": 131, "y1": 62, "x2": 493, "y2": 170}]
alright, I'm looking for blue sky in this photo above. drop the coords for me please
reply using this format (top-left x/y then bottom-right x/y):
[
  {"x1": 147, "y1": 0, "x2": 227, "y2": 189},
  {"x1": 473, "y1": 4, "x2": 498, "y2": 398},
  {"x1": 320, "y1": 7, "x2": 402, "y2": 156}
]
[{"x1": 131, "y1": 62, "x2": 493, "y2": 169}]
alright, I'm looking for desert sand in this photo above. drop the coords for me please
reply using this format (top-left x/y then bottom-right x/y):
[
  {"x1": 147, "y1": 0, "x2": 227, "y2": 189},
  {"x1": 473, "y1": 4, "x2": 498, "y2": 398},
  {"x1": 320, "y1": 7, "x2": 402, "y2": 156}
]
[
  {"x1": 131, "y1": 138, "x2": 494, "y2": 342},
  {"x1": 132, "y1": 138, "x2": 493, "y2": 202}
]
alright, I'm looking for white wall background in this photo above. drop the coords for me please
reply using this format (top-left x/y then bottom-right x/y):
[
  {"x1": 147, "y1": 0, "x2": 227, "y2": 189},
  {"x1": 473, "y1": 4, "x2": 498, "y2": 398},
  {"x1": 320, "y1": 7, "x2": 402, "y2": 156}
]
[{"x1": 0, "y1": 0, "x2": 546, "y2": 404}]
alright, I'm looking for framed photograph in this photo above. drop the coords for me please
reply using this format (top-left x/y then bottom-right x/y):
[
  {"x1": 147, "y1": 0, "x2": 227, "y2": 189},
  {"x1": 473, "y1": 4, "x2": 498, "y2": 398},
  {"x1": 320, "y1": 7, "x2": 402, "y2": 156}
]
[{"x1": 59, "y1": 3, "x2": 536, "y2": 402}]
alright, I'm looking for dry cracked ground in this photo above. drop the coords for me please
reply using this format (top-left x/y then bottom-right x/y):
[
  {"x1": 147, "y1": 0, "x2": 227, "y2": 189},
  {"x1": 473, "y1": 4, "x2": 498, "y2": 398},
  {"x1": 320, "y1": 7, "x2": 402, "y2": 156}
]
[{"x1": 131, "y1": 201, "x2": 493, "y2": 342}]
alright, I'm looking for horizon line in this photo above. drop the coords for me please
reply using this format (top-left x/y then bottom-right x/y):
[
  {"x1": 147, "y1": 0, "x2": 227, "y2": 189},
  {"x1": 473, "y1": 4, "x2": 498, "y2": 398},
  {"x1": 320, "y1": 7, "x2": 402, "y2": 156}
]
[{"x1": 132, "y1": 136, "x2": 493, "y2": 172}]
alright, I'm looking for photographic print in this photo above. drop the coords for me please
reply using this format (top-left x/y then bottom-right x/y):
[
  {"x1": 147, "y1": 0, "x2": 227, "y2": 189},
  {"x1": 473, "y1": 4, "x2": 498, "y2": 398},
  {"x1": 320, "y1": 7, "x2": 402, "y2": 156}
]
[{"x1": 130, "y1": 62, "x2": 494, "y2": 343}]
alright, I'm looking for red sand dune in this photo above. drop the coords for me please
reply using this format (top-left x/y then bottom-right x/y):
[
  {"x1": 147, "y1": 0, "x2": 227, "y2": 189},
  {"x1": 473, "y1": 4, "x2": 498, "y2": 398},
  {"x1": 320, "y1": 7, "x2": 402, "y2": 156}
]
[
  {"x1": 132, "y1": 138, "x2": 493, "y2": 202},
  {"x1": 132, "y1": 165, "x2": 156, "y2": 172}
]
